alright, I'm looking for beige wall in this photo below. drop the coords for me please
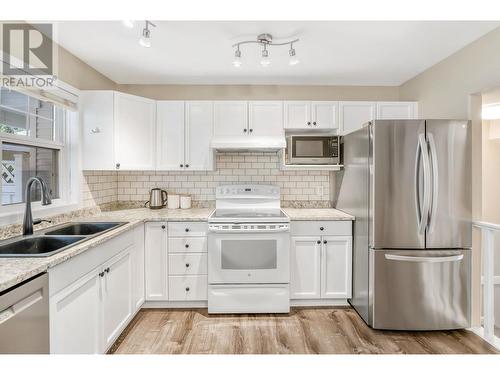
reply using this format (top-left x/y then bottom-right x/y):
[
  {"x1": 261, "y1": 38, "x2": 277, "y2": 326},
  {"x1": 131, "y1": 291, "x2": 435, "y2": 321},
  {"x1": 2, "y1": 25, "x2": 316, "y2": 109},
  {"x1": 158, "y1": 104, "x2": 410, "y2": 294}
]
[
  {"x1": 57, "y1": 46, "x2": 117, "y2": 90},
  {"x1": 399, "y1": 26, "x2": 500, "y2": 119},
  {"x1": 117, "y1": 84, "x2": 399, "y2": 101}
]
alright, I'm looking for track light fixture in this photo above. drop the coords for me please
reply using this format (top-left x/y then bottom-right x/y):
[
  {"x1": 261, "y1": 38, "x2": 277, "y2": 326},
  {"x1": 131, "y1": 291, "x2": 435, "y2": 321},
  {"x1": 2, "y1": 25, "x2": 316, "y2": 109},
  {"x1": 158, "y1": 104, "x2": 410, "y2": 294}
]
[
  {"x1": 139, "y1": 21, "x2": 156, "y2": 48},
  {"x1": 232, "y1": 33, "x2": 299, "y2": 67}
]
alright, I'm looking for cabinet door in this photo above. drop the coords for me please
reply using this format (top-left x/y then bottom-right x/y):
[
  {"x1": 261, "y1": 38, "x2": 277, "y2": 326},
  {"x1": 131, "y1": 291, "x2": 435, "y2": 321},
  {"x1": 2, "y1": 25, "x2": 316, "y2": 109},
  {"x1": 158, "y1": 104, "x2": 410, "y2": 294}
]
[
  {"x1": 50, "y1": 270, "x2": 102, "y2": 354},
  {"x1": 114, "y1": 92, "x2": 156, "y2": 170},
  {"x1": 102, "y1": 249, "x2": 133, "y2": 350},
  {"x1": 284, "y1": 101, "x2": 311, "y2": 129},
  {"x1": 311, "y1": 101, "x2": 338, "y2": 130},
  {"x1": 290, "y1": 236, "x2": 321, "y2": 299},
  {"x1": 376, "y1": 101, "x2": 418, "y2": 120},
  {"x1": 321, "y1": 236, "x2": 352, "y2": 299},
  {"x1": 185, "y1": 101, "x2": 214, "y2": 171},
  {"x1": 132, "y1": 225, "x2": 145, "y2": 312},
  {"x1": 248, "y1": 101, "x2": 284, "y2": 137},
  {"x1": 145, "y1": 222, "x2": 168, "y2": 300},
  {"x1": 214, "y1": 101, "x2": 248, "y2": 136},
  {"x1": 339, "y1": 101, "x2": 376, "y2": 135},
  {"x1": 81, "y1": 91, "x2": 115, "y2": 170},
  {"x1": 156, "y1": 101, "x2": 185, "y2": 170}
]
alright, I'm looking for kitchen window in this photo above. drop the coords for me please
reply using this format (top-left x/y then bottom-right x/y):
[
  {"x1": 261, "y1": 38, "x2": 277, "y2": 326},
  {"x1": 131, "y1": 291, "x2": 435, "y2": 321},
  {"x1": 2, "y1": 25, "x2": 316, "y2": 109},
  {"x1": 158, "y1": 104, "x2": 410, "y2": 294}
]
[{"x1": 0, "y1": 87, "x2": 76, "y2": 214}]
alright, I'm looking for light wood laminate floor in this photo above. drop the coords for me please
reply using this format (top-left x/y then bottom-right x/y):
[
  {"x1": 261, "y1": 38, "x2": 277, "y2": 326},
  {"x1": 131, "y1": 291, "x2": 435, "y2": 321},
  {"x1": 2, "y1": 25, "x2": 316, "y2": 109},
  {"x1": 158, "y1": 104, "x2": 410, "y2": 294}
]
[{"x1": 109, "y1": 308, "x2": 498, "y2": 354}]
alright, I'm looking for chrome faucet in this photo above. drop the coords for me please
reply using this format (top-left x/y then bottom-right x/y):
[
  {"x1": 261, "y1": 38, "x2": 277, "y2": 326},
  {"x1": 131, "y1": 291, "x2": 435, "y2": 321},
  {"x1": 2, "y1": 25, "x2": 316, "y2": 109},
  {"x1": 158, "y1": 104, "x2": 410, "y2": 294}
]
[{"x1": 23, "y1": 177, "x2": 52, "y2": 236}]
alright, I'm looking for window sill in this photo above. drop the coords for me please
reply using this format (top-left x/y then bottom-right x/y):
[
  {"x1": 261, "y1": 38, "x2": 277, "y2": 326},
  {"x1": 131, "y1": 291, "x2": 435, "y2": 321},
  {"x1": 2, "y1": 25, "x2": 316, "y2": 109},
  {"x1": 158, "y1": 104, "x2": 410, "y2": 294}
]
[{"x1": 0, "y1": 200, "x2": 80, "y2": 227}]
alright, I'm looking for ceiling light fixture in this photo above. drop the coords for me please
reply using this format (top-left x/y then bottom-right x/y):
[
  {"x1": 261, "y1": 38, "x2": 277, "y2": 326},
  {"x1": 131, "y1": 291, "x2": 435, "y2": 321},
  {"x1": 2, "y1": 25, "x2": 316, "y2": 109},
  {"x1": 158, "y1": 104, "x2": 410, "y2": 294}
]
[
  {"x1": 232, "y1": 33, "x2": 299, "y2": 68},
  {"x1": 122, "y1": 20, "x2": 135, "y2": 28},
  {"x1": 139, "y1": 21, "x2": 156, "y2": 48},
  {"x1": 233, "y1": 46, "x2": 242, "y2": 67}
]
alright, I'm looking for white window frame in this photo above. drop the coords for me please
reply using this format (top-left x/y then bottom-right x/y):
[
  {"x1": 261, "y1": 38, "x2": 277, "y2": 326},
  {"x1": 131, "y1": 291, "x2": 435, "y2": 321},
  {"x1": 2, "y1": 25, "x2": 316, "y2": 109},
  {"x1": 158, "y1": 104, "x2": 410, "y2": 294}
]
[{"x1": 0, "y1": 82, "x2": 81, "y2": 226}]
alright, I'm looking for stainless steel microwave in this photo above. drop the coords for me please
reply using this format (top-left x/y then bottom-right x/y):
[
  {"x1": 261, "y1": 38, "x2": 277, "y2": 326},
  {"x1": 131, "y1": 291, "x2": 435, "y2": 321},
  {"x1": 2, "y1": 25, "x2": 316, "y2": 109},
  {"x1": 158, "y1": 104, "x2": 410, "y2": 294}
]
[{"x1": 286, "y1": 135, "x2": 340, "y2": 165}]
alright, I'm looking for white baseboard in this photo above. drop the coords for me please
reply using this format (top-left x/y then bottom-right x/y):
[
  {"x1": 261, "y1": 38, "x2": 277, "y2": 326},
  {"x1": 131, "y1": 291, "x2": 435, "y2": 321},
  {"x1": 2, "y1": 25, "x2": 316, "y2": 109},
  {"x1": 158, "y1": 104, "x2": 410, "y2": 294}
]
[
  {"x1": 143, "y1": 300, "x2": 208, "y2": 309},
  {"x1": 142, "y1": 299, "x2": 349, "y2": 309},
  {"x1": 291, "y1": 299, "x2": 349, "y2": 307}
]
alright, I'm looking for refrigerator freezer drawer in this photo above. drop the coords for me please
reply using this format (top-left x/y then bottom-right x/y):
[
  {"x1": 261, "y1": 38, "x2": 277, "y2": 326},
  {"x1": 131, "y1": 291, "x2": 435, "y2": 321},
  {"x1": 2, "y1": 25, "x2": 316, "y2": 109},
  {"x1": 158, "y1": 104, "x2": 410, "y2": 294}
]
[{"x1": 371, "y1": 249, "x2": 470, "y2": 330}]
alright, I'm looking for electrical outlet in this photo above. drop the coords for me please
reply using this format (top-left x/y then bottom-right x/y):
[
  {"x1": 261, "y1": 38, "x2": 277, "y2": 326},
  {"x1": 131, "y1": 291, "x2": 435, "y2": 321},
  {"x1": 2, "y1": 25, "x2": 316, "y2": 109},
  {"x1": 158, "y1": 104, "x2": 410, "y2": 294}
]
[{"x1": 315, "y1": 186, "x2": 323, "y2": 197}]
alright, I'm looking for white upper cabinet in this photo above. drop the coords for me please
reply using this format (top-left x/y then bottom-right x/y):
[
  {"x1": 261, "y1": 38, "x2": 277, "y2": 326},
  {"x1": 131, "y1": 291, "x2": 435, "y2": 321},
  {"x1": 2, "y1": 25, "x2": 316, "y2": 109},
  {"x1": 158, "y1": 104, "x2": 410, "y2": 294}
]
[
  {"x1": 214, "y1": 101, "x2": 248, "y2": 136},
  {"x1": 248, "y1": 101, "x2": 284, "y2": 137},
  {"x1": 156, "y1": 101, "x2": 214, "y2": 171},
  {"x1": 114, "y1": 92, "x2": 156, "y2": 170},
  {"x1": 185, "y1": 101, "x2": 214, "y2": 170},
  {"x1": 284, "y1": 101, "x2": 338, "y2": 130},
  {"x1": 156, "y1": 101, "x2": 185, "y2": 171},
  {"x1": 376, "y1": 101, "x2": 418, "y2": 120},
  {"x1": 284, "y1": 101, "x2": 311, "y2": 129},
  {"x1": 339, "y1": 101, "x2": 376, "y2": 135},
  {"x1": 81, "y1": 91, "x2": 156, "y2": 170},
  {"x1": 80, "y1": 91, "x2": 115, "y2": 170},
  {"x1": 311, "y1": 101, "x2": 338, "y2": 130}
]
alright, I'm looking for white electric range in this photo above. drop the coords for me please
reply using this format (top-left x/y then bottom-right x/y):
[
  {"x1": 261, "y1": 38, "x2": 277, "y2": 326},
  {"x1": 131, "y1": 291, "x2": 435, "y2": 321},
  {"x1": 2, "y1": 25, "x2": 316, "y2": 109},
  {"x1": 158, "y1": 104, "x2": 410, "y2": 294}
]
[{"x1": 207, "y1": 185, "x2": 290, "y2": 314}]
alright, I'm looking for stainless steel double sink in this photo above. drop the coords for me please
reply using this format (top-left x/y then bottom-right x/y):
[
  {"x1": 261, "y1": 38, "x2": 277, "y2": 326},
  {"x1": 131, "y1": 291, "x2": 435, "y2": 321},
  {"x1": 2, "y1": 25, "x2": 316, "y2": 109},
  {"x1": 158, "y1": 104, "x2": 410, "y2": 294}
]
[{"x1": 0, "y1": 222, "x2": 127, "y2": 258}]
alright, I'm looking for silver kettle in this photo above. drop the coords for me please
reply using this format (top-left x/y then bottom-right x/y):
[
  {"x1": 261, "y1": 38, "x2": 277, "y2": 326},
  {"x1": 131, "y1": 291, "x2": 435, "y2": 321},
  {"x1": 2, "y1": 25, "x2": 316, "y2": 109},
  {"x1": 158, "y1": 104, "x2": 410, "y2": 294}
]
[{"x1": 145, "y1": 188, "x2": 167, "y2": 209}]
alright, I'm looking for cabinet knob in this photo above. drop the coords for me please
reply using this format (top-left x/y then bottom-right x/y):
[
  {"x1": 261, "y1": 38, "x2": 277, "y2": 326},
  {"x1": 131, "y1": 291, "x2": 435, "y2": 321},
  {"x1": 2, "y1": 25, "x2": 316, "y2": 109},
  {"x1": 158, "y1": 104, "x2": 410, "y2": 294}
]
[
  {"x1": 91, "y1": 127, "x2": 101, "y2": 134},
  {"x1": 185, "y1": 228, "x2": 190, "y2": 232},
  {"x1": 185, "y1": 164, "x2": 189, "y2": 168},
  {"x1": 185, "y1": 263, "x2": 190, "y2": 268},
  {"x1": 185, "y1": 287, "x2": 190, "y2": 292},
  {"x1": 185, "y1": 243, "x2": 190, "y2": 248},
  {"x1": 307, "y1": 122, "x2": 311, "y2": 126},
  {"x1": 320, "y1": 227, "x2": 324, "y2": 231},
  {"x1": 105, "y1": 267, "x2": 110, "y2": 273},
  {"x1": 243, "y1": 128, "x2": 247, "y2": 133},
  {"x1": 317, "y1": 240, "x2": 321, "y2": 244},
  {"x1": 323, "y1": 240, "x2": 328, "y2": 244},
  {"x1": 249, "y1": 128, "x2": 253, "y2": 133},
  {"x1": 180, "y1": 164, "x2": 184, "y2": 168},
  {"x1": 161, "y1": 225, "x2": 165, "y2": 229},
  {"x1": 313, "y1": 122, "x2": 317, "y2": 126},
  {"x1": 115, "y1": 163, "x2": 120, "y2": 169},
  {"x1": 99, "y1": 272, "x2": 105, "y2": 277}
]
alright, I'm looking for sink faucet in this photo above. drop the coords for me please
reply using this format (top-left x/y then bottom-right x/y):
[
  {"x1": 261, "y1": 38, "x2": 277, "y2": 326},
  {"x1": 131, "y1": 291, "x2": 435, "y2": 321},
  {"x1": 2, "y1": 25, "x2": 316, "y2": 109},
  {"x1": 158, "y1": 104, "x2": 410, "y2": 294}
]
[{"x1": 23, "y1": 177, "x2": 52, "y2": 236}]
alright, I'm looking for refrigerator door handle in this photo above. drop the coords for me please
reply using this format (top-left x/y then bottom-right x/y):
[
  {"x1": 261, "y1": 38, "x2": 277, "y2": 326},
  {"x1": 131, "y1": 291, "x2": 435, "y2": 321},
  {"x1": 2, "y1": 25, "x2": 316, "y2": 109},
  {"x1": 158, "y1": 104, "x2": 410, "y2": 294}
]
[
  {"x1": 427, "y1": 132, "x2": 439, "y2": 234},
  {"x1": 417, "y1": 134, "x2": 431, "y2": 235},
  {"x1": 385, "y1": 254, "x2": 464, "y2": 263}
]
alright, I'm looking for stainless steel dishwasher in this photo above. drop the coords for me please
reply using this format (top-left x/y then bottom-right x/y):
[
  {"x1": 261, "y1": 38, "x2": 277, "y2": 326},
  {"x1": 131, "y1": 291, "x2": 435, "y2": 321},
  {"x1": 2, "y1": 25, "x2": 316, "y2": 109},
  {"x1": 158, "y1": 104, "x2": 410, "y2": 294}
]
[{"x1": 0, "y1": 273, "x2": 49, "y2": 353}]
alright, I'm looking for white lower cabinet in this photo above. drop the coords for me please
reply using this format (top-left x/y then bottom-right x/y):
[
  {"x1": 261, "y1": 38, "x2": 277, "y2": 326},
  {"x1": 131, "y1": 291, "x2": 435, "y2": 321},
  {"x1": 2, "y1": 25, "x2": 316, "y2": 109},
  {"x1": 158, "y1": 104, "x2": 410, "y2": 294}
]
[
  {"x1": 290, "y1": 221, "x2": 353, "y2": 301},
  {"x1": 50, "y1": 269, "x2": 102, "y2": 354},
  {"x1": 101, "y1": 250, "x2": 133, "y2": 349},
  {"x1": 144, "y1": 222, "x2": 168, "y2": 300},
  {"x1": 49, "y1": 227, "x2": 142, "y2": 354}
]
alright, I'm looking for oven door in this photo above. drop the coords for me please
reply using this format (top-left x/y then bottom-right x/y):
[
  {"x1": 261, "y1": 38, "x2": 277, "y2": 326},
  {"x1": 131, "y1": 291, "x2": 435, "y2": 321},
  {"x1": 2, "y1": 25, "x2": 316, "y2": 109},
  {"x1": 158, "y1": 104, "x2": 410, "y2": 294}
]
[{"x1": 208, "y1": 232, "x2": 290, "y2": 284}]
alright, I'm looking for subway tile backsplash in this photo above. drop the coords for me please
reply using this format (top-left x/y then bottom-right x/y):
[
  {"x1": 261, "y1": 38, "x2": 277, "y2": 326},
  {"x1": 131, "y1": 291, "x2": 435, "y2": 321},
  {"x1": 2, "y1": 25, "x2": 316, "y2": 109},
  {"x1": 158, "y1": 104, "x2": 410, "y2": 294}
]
[{"x1": 82, "y1": 153, "x2": 332, "y2": 208}]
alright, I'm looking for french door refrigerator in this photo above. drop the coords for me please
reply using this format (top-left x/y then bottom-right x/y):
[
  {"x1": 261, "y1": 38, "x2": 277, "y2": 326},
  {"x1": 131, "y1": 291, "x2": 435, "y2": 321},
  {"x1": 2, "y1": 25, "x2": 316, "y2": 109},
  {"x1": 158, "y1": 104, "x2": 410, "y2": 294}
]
[{"x1": 337, "y1": 120, "x2": 471, "y2": 330}]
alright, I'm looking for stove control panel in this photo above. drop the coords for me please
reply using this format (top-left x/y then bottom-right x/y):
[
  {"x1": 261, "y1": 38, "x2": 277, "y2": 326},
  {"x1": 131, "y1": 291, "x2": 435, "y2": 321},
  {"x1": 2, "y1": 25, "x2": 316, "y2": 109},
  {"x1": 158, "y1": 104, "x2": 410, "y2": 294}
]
[
  {"x1": 216, "y1": 185, "x2": 280, "y2": 199},
  {"x1": 209, "y1": 223, "x2": 289, "y2": 233}
]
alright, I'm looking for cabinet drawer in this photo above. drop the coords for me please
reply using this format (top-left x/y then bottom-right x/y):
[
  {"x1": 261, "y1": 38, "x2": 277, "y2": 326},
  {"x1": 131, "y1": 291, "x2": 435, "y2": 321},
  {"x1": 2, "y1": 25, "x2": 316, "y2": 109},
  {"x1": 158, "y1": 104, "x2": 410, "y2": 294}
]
[
  {"x1": 168, "y1": 222, "x2": 208, "y2": 237},
  {"x1": 168, "y1": 253, "x2": 207, "y2": 275},
  {"x1": 168, "y1": 237, "x2": 207, "y2": 253},
  {"x1": 291, "y1": 221, "x2": 352, "y2": 237},
  {"x1": 169, "y1": 275, "x2": 207, "y2": 301}
]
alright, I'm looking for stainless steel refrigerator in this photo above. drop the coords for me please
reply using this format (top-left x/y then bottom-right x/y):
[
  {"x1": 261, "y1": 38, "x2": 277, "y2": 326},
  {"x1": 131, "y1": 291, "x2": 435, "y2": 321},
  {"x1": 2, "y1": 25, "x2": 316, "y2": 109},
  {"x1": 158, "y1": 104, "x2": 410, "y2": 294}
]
[{"x1": 337, "y1": 120, "x2": 471, "y2": 330}]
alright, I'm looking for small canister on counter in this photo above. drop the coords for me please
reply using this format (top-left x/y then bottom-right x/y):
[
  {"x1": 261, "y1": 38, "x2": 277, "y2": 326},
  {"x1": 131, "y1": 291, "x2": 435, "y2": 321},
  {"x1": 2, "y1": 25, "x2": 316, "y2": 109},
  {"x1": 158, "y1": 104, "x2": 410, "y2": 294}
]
[
  {"x1": 180, "y1": 195, "x2": 192, "y2": 209},
  {"x1": 167, "y1": 194, "x2": 180, "y2": 209}
]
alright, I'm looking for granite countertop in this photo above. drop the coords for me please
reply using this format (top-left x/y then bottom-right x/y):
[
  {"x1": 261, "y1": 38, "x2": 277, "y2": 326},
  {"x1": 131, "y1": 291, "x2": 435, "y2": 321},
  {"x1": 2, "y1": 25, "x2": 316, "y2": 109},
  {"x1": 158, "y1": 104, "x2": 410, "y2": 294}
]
[
  {"x1": 0, "y1": 208, "x2": 213, "y2": 293},
  {"x1": 0, "y1": 207, "x2": 354, "y2": 293},
  {"x1": 282, "y1": 208, "x2": 354, "y2": 221}
]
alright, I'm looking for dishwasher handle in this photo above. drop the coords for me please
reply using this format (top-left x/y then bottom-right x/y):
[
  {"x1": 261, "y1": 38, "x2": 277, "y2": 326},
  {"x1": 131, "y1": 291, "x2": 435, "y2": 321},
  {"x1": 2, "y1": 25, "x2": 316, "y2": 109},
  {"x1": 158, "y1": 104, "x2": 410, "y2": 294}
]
[{"x1": 0, "y1": 290, "x2": 43, "y2": 325}]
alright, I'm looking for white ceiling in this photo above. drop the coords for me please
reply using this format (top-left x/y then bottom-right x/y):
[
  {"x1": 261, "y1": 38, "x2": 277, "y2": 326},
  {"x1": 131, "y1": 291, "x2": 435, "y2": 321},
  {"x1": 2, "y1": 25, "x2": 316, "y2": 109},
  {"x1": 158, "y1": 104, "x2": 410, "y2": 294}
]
[{"x1": 54, "y1": 21, "x2": 500, "y2": 86}]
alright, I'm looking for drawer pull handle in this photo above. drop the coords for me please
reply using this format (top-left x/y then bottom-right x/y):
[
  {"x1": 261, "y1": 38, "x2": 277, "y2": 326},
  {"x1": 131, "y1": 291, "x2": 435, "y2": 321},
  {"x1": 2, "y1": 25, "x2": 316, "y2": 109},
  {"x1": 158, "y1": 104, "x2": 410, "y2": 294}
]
[
  {"x1": 185, "y1": 263, "x2": 190, "y2": 268},
  {"x1": 185, "y1": 228, "x2": 190, "y2": 232},
  {"x1": 317, "y1": 240, "x2": 321, "y2": 244},
  {"x1": 185, "y1": 244, "x2": 190, "y2": 248},
  {"x1": 323, "y1": 240, "x2": 327, "y2": 244},
  {"x1": 161, "y1": 225, "x2": 165, "y2": 229},
  {"x1": 320, "y1": 227, "x2": 324, "y2": 231},
  {"x1": 384, "y1": 254, "x2": 464, "y2": 263},
  {"x1": 185, "y1": 287, "x2": 190, "y2": 292}
]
